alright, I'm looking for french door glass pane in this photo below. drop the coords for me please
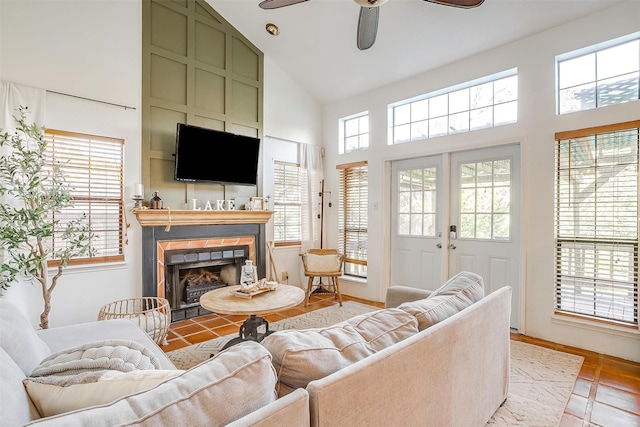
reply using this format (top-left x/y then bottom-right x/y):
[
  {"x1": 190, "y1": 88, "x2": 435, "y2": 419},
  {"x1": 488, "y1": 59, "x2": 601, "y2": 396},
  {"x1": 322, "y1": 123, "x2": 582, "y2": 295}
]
[
  {"x1": 458, "y1": 159, "x2": 511, "y2": 240},
  {"x1": 397, "y1": 167, "x2": 437, "y2": 237}
]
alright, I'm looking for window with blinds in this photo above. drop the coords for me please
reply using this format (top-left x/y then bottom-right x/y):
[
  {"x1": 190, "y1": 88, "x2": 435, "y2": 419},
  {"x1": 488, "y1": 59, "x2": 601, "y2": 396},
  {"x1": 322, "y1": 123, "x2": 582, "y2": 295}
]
[
  {"x1": 337, "y1": 161, "x2": 368, "y2": 278},
  {"x1": 554, "y1": 121, "x2": 639, "y2": 327},
  {"x1": 44, "y1": 129, "x2": 124, "y2": 265},
  {"x1": 273, "y1": 161, "x2": 302, "y2": 245}
]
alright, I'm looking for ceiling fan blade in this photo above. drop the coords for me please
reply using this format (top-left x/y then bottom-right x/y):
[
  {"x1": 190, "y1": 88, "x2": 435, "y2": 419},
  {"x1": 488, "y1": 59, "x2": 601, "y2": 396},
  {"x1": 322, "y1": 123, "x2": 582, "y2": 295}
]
[
  {"x1": 357, "y1": 7, "x2": 379, "y2": 50},
  {"x1": 259, "y1": 0, "x2": 309, "y2": 10},
  {"x1": 423, "y1": 0, "x2": 485, "y2": 8}
]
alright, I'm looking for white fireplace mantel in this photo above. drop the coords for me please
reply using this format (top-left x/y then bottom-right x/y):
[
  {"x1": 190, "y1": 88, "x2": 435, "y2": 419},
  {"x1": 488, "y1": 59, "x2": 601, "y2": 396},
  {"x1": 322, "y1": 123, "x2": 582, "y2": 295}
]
[{"x1": 133, "y1": 209, "x2": 274, "y2": 227}]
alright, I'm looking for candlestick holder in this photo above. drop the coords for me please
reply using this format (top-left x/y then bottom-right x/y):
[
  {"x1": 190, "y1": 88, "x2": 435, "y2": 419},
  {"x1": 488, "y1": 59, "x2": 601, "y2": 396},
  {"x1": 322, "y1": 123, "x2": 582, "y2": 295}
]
[{"x1": 133, "y1": 196, "x2": 144, "y2": 209}]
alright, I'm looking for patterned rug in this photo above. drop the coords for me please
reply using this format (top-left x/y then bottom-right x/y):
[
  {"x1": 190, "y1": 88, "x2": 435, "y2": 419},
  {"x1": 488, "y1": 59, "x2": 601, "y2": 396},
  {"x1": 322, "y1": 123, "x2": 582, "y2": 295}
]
[
  {"x1": 167, "y1": 302, "x2": 583, "y2": 426},
  {"x1": 488, "y1": 340, "x2": 583, "y2": 426}
]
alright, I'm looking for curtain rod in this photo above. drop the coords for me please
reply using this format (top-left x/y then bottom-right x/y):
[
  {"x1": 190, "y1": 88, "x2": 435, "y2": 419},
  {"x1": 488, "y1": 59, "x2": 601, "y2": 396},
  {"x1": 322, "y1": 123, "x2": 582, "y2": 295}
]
[
  {"x1": 47, "y1": 90, "x2": 136, "y2": 110},
  {"x1": 264, "y1": 134, "x2": 303, "y2": 145}
]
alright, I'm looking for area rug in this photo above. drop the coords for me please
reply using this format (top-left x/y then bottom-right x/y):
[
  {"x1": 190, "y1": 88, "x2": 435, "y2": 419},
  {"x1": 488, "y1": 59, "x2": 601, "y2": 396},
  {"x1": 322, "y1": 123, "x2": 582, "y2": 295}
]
[
  {"x1": 488, "y1": 340, "x2": 583, "y2": 426},
  {"x1": 167, "y1": 303, "x2": 583, "y2": 426}
]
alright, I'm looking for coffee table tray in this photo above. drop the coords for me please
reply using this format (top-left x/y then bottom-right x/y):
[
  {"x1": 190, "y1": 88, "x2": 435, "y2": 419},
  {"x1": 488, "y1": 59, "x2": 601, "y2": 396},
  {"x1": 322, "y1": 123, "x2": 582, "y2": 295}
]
[{"x1": 231, "y1": 283, "x2": 279, "y2": 299}]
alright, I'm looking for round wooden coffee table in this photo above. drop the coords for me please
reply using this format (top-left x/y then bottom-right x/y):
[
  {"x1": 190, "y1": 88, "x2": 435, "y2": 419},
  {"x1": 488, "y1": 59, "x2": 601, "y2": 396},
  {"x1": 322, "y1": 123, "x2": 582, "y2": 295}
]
[{"x1": 200, "y1": 284, "x2": 305, "y2": 349}]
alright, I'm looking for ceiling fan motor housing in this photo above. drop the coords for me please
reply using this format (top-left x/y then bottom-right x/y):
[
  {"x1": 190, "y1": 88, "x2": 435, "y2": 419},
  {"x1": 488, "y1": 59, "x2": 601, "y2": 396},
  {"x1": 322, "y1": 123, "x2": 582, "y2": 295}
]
[{"x1": 354, "y1": 0, "x2": 389, "y2": 7}]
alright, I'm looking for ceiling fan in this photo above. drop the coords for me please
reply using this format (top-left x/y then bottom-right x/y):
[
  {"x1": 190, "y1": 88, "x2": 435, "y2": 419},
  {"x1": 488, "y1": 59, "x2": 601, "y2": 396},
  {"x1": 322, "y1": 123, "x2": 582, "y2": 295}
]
[{"x1": 258, "y1": 0, "x2": 485, "y2": 51}]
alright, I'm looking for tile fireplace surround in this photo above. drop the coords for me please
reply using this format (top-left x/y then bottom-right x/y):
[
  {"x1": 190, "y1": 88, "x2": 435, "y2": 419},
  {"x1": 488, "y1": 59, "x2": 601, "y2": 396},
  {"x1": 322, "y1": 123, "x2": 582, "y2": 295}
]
[{"x1": 135, "y1": 209, "x2": 273, "y2": 321}]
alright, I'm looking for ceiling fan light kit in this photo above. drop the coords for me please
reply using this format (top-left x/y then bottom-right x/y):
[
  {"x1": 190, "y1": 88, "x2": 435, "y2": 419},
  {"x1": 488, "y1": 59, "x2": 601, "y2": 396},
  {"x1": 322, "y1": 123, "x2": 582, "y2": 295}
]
[
  {"x1": 353, "y1": 0, "x2": 389, "y2": 7},
  {"x1": 265, "y1": 23, "x2": 280, "y2": 36},
  {"x1": 259, "y1": 0, "x2": 485, "y2": 50}
]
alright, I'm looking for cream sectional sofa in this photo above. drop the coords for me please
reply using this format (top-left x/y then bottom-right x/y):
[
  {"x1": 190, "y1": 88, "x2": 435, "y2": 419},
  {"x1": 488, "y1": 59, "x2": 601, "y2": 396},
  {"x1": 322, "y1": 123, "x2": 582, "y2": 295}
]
[
  {"x1": 0, "y1": 298, "x2": 308, "y2": 427},
  {"x1": 1, "y1": 271, "x2": 511, "y2": 426}
]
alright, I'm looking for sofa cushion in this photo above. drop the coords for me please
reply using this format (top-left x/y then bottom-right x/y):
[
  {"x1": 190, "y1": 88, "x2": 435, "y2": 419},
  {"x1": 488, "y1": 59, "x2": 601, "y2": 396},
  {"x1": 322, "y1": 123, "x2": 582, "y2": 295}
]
[
  {"x1": 24, "y1": 369, "x2": 184, "y2": 417},
  {"x1": 25, "y1": 341, "x2": 277, "y2": 426},
  {"x1": 398, "y1": 271, "x2": 485, "y2": 330},
  {"x1": 29, "y1": 340, "x2": 161, "y2": 378},
  {"x1": 0, "y1": 347, "x2": 39, "y2": 426},
  {"x1": 262, "y1": 308, "x2": 418, "y2": 391},
  {"x1": 0, "y1": 299, "x2": 51, "y2": 375}
]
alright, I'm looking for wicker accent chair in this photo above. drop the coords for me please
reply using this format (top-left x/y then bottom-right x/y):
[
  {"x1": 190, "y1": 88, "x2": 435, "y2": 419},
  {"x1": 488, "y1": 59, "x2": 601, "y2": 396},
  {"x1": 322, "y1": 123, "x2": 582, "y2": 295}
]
[{"x1": 300, "y1": 249, "x2": 345, "y2": 307}]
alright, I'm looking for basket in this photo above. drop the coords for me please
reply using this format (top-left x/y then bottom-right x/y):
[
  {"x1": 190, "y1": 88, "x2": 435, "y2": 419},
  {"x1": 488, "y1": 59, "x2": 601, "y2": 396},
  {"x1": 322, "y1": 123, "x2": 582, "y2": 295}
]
[{"x1": 98, "y1": 297, "x2": 171, "y2": 346}]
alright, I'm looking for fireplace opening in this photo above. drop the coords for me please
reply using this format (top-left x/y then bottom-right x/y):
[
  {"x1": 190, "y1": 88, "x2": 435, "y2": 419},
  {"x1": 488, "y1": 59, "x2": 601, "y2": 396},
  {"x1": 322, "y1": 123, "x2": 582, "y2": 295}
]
[
  {"x1": 179, "y1": 264, "x2": 233, "y2": 305},
  {"x1": 164, "y1": 245, "x2": 249, "y2": 321}
]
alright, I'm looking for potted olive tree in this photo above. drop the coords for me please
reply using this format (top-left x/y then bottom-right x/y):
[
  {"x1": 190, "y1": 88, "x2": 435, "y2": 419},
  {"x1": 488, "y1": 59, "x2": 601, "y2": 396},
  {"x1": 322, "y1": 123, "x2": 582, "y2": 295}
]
[{"x1": 0, "y1": 107, "x2": 92, "y2": 329}]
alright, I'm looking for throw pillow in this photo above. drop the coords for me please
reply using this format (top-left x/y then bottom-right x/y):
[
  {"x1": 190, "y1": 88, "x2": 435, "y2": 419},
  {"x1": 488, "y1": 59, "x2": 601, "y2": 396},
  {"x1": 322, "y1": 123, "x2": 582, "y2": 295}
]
[
  {"x1": 24, "y1": 341, "x2": 277, "y2": 426},
  {"x1": 24, "y1": 369, "x2": 184, "y2": 417},
  {"x1": 262, "y1": 308, "x2": 418, "y2": 391},
  {"x1": 29, "y1": 340, "x2": 161, "y2": 378},
  {"x1": 398, "y1": 271, "x2": 485, "y2": 330},
  {"x1": 305, "y1": 253, "x2": 342, "y2": 272}
]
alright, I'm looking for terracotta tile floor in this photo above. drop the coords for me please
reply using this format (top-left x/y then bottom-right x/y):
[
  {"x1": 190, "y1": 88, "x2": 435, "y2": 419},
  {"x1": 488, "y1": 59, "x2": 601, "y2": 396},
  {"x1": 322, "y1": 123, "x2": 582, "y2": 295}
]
[{"x1": 164, "y1": 295, "x2": 640, "y2": 426}]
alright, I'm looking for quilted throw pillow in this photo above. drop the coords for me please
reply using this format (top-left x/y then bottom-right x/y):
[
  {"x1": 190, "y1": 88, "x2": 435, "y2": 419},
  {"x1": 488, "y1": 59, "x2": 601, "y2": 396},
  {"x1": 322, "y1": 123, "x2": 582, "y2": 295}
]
[{"x1": 29, "y1": 339, "x2": 161, "y2": 378}]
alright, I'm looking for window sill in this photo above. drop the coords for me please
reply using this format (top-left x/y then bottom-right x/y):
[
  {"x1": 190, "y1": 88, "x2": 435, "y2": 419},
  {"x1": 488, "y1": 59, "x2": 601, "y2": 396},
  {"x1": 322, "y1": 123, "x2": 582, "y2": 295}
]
[
  {"x1": 339, "y1": 276, "x2": 368, "y2": 287},
  {"x1": 47, "y1": 261, "x2": 129, "y2": 276},
  {"x1": 551, "y1": 313, "x2": 640, "y2": 339}
]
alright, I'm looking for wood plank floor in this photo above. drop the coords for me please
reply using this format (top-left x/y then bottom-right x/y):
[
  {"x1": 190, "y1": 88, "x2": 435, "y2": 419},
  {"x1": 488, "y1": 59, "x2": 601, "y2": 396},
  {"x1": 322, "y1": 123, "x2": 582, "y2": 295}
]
[{"x1": 164, "y1": 294, "x2": 640, "y2": 426}]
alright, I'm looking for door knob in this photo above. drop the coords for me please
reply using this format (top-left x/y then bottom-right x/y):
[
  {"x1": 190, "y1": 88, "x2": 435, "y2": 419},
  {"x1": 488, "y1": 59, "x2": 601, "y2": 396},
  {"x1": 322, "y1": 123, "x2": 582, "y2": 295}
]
[
  {"x1": 449, "y1": 244, "x2": 456, "y2": 250},
  {"x1": 436, "y1": 243, "x2": 442, "y2": 248}
]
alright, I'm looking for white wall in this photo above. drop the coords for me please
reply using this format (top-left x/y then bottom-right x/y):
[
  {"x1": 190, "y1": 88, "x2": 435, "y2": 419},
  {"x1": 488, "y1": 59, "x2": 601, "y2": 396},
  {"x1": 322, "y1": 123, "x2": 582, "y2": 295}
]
[
  {"x1": 0, "y1": 1, "x2": 321, "y2": 327},
  {"x1": 262, "y1": 56, "x2": 323, "y2": 289},
  {"x1": 321, "y1": 1, "x2": 640, "y2": 362}
]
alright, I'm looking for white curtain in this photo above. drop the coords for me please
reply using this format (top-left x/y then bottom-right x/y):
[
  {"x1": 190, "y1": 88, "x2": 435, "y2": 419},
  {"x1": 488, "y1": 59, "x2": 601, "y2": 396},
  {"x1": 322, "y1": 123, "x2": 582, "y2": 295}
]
[
  {"x1": 0, "y1": 80, "x2": 46, "y2": 129},
  {"x1": 299, "y1": 143, "x2": 324, "y2": 252},
  {"x1": 0, "y1": 81, "x2": 46, "y2": 288}
]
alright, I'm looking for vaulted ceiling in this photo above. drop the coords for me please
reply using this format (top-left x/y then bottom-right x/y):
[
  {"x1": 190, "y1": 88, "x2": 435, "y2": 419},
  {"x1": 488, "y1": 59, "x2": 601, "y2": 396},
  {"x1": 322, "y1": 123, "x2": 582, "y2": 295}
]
[{"x1": 207, "y1": 0, "x2": 625, "y2": 105}]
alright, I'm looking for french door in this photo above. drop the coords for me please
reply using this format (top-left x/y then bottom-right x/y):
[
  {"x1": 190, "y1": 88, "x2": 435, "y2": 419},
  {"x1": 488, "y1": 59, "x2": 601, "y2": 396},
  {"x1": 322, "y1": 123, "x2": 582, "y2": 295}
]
[{"x1": 390, "y1": 144, "x2": 520, "y2": 329}]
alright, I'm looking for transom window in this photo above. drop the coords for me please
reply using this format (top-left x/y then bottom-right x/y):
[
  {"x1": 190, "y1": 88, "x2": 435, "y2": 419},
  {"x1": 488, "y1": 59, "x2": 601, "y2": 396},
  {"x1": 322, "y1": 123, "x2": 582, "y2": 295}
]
[
  {"x1": 459, "y1": 159, "x2": 511, "y2": 240},
  {"x1": 339, "y1": 112, "x2": 369, "y2": 154},
  {"x1": 273, "y1": 161, "x2": 302, "y2": 245},
  {"x1": 389, "y1": 70, "x2": 518, "y2": 144},
  {"x1": 554, "y1": 121, "x2": 639, "y2": 327},
  {"x1": 397, "y1": 168, "x2": 437, "y2": 237},
  {"x1": 44, "y1": 129, "x2": 124, "y2": 265},
  {"x1": 557, "y1": 34, "x2": 639, "y2": 115},
  {"x1": 337, "y1": 161, "x2": 368, "y2": 278}
]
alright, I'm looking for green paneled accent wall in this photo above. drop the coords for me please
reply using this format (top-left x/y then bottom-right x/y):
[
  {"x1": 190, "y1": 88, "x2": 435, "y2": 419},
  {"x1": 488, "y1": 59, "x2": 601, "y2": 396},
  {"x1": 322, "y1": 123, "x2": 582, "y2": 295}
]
[{"x1": 142, "y1": 0, "x2": 264, "y2": 209}]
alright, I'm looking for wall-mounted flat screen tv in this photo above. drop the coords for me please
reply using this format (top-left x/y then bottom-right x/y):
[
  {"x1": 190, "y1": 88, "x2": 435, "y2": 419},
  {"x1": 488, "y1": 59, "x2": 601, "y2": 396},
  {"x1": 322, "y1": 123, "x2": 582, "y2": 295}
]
[{"x1": 174, "y1": 123, "x2": 260, "y2": 186}]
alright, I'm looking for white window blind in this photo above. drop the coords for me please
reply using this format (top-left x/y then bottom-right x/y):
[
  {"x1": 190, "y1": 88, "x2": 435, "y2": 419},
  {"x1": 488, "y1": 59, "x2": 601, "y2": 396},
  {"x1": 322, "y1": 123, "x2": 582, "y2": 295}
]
[
  {"x1": 337, "y1": 161, "x2": 368, "y2": 278},
  {"x1": 554, "y1": 121, "x2": 640, "y2": 327},
  {"x1": 273, "y1": 161, "x2": 302, "y2": 245},
  {"x1": 44, "y1": 129, "x2": 124, "y2": 265}
]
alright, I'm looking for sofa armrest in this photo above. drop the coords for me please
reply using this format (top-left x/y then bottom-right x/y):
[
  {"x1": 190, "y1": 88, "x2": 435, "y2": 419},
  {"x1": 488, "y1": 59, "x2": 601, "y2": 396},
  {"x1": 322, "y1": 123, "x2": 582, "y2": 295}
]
[
  {"x1": 226, "y1": 388, "x2": 310, "y2": 427},
  {"x1": 385, "y1": 285, "x2": 433, "y2": 308}
]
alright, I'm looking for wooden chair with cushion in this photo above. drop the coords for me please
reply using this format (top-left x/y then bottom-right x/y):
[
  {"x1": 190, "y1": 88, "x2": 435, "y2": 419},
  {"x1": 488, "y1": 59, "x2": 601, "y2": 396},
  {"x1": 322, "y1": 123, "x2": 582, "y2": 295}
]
[{"x1": 300, "y1": 249, "x2": 345, "y2": 307}]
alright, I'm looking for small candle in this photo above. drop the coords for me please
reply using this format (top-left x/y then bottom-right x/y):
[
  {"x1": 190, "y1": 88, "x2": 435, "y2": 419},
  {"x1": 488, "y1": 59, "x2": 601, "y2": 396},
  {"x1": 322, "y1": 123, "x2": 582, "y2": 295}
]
[{"x1": 133, "y1": 183, "x2": 144, "y2": 198}]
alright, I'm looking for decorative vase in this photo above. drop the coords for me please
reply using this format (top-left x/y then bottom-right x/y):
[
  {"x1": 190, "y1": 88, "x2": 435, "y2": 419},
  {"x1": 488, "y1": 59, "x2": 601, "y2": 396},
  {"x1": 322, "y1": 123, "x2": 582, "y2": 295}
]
[
  {"x1": 150, "y1": 191, "x2": 163, "y2": 209},
  {"x1": 240, "y1": 259, "x2": 258, "y2": 287}
]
